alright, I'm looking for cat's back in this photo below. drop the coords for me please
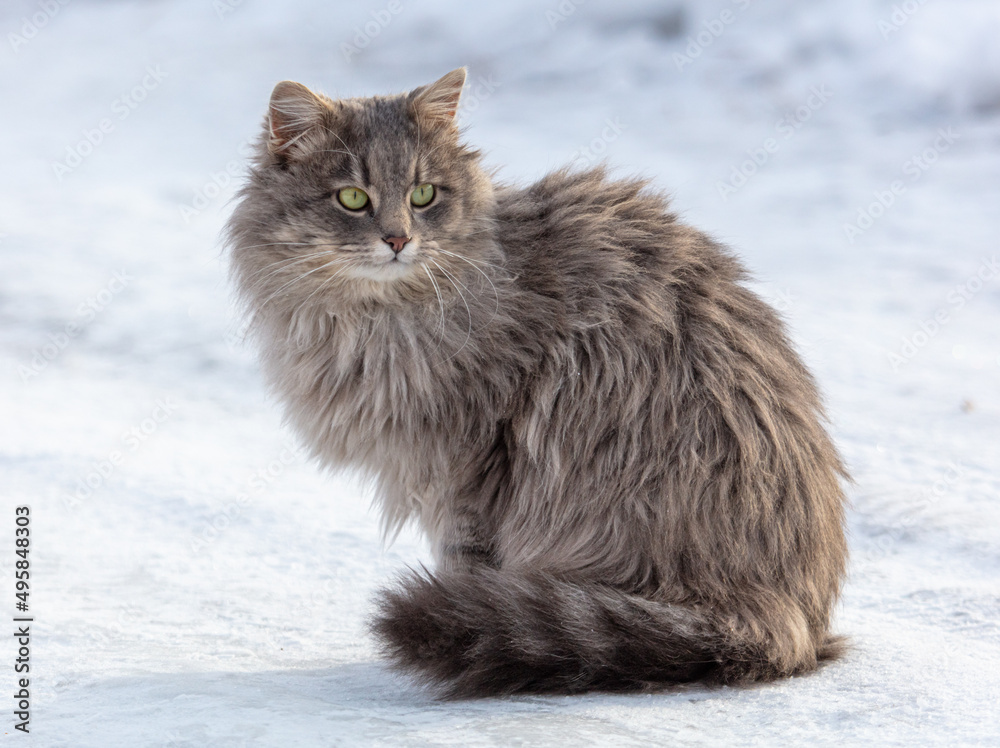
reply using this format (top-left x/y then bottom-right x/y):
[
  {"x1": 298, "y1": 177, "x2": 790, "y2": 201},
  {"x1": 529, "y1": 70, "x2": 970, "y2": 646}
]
[
  {"x1": 494, "y1": 166, "x2": 667, "y2": 268},
  {"x1": 493, "y1": 166, "x2": 746, "y2": 328}
]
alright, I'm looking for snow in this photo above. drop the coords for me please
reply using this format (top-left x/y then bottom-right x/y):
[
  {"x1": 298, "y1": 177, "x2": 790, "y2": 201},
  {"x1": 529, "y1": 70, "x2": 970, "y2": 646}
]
[{"x1": 2, "y1": 0, "x2": 999, "y2": 744}]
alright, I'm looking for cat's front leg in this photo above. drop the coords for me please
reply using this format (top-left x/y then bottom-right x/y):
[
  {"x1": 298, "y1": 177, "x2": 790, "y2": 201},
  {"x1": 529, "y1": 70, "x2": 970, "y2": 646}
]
[
  {"x1": 427, "y1": 500, "x2": 499, "y2": 573},
  {"x1": 411, "y1": 438, "x2": 507, "y2": 574},
  {"x1": 437, "y1": 540, "x2": 496, "y2": 572}
]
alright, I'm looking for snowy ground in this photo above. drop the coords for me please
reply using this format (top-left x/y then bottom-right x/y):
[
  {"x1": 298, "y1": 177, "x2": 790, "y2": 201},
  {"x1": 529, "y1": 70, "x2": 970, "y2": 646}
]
[{"x1": 2, "y1": 0, "x2": 999, "y2": 745}]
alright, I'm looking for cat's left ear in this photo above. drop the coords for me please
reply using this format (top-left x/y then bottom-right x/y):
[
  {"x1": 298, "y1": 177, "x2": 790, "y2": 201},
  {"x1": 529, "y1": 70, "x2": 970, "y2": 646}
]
[
  {"x1": 409, "y1": 68, "x2": 467, "y2": 129},
  {"x1": 267, "y1": 80, "x2": 330, "y2": 156}
]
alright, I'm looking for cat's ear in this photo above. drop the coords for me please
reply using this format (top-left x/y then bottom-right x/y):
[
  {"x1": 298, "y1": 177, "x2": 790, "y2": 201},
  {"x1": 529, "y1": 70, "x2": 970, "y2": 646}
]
[
  {"x1": 267, "y1": 80, "x2": 330, "y2": 156},
  {"x1": 410, "y1": 68, "x2": 467, "y2": 129}
]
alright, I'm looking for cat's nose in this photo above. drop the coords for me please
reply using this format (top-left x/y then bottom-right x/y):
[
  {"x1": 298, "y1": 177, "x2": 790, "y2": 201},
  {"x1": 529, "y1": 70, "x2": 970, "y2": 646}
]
[{"x1": 382, "y1": 236, "x2": 410, "y2": 254}]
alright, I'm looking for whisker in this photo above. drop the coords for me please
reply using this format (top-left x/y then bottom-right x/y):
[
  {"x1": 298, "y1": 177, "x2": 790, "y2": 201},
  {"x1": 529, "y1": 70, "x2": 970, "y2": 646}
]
[
  {"x1": 422, "y1": 263, "x2": 448, "y2": 353},
  {"x1": 256, "y1": 256, "x2": 353, "y2": 311},
  {"x1": 432, "y1": 248, "x2": 502, "y2": 328},
  {"x1": 299, "y1": 264, "x2": 353, "y2": 307},
  {"x1": 428, "y1": 258, "x2": 473, "y2": 364},
  {"x1": 237, "y1": 241, "x2": 334, "y2": 251},
  {"x1": 245, "y1": 256, "x2": 355, "y2": 331},
  {"x1": 253, "y1": 250, "x2": 340, "y2": 280},
  {"x1": 242, "y1": 250, "x2": 344, "y2": 296},
  {"x1": 319, "y1": 125, "x2": 361, "y2": 169},
  {"x1": 432, "y1": 246, "x2": 505, "y2": 271},
  {"x1": 420, "y1": 138, "x2": 451, "y2": 164}
]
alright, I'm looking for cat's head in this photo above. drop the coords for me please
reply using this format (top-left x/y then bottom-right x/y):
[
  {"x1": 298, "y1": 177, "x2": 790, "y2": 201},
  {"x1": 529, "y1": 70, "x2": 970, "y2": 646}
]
[{"x1": 229, "y1": 68, "x2": 495, "y2": 319}]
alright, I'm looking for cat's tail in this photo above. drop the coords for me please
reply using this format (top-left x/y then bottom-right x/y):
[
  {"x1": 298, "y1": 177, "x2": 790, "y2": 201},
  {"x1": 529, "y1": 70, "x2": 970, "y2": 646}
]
[{"x1": 370, "y1": 567, "x2": 838, "y2": 698}]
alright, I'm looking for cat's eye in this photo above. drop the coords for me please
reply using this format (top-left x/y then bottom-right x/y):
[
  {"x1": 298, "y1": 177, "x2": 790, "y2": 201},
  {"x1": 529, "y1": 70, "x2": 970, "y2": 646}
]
[
  {"x1": 338, "y1": 187, "x2": 369, "y2": 211},
  {"x1": 410, "y1": 184, "x2": 435, "y2": 207}
]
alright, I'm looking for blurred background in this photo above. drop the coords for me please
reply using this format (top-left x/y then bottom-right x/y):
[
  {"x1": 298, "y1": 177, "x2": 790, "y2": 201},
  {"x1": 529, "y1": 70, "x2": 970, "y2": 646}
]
[{"x1": 2, "y1": 0, "x2": 999, "y2": 745}]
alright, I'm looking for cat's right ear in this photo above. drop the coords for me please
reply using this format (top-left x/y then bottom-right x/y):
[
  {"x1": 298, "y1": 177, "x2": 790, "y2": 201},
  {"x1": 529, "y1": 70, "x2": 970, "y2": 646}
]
[{"x1": 267, "y1": 81, "x2": 329, "y2": 157}]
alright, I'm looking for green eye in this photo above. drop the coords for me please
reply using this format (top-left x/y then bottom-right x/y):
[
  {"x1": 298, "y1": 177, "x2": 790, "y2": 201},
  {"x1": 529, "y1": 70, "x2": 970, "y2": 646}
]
[
  {"x1": 410, "y1": 183, "x2": 435, "y2": 207},
  {"x1": 337, "y1": 187, "x2": 369, "y2": 211}
]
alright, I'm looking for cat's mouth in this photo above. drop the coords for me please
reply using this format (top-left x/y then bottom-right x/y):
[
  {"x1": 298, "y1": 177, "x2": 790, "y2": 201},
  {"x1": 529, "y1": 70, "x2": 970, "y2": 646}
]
[{"x1": 342, "y1": 239, "x2": 424, "y2": 282}]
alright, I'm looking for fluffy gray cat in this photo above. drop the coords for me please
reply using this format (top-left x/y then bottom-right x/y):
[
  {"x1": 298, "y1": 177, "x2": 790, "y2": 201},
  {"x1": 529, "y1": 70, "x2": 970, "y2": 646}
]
[{"x1": 226, "y1": 68, "x2": 848, "y2": 697}]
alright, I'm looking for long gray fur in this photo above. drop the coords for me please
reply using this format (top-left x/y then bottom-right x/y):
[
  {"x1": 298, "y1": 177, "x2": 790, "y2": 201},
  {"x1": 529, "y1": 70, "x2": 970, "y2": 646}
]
[{"x1": 225, "y1": 68, "x2": 849, "y2": 698}]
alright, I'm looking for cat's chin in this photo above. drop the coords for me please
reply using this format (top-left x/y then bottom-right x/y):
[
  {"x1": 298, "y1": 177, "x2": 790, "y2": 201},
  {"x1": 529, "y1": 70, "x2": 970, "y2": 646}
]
[{"x1": 346, "y1": 260, "x2": 419, "y2": 283}]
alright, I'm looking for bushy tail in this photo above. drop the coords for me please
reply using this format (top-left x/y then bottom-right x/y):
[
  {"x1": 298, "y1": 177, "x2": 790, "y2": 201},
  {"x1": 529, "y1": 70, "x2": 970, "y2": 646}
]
[{"x1": 371, "y1": 567, "x2": 833, "y2": 698}]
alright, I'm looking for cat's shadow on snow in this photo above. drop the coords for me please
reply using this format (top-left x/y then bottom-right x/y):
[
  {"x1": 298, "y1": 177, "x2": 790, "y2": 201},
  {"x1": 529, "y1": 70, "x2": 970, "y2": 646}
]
[
  {"x1": 69, "y1": 661, "x2": 732, "y2": 716},
  {"x1": 88, "y1": 661, "x2": 436, "y2": 709},
  {"x1": 50, "y1": 663, "x2": 756, "y2": 746}
]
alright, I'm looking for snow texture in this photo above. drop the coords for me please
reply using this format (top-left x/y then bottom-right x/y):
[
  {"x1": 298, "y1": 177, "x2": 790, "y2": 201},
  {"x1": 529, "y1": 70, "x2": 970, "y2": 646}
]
[{"x1": 2, "y1": 0, "x2": 999, "y2": 745}]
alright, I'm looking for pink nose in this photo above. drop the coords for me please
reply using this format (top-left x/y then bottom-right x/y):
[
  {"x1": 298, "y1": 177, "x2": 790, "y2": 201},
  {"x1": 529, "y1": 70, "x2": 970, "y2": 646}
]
[{"x1": 383, "y1": 236, "x2": 410, "y2": 253}]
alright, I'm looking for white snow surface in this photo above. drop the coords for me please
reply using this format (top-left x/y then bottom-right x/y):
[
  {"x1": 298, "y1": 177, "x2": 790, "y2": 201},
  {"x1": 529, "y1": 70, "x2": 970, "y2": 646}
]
[{"x1": 2, "y1": 0, "x2": 1000, "y2": 745}]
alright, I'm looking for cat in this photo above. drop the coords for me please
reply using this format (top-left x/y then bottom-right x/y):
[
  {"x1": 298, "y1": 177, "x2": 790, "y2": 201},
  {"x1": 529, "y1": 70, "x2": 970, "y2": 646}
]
[{"x1": 226, "y1": 68, "x2": 849, "y2": 698}]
